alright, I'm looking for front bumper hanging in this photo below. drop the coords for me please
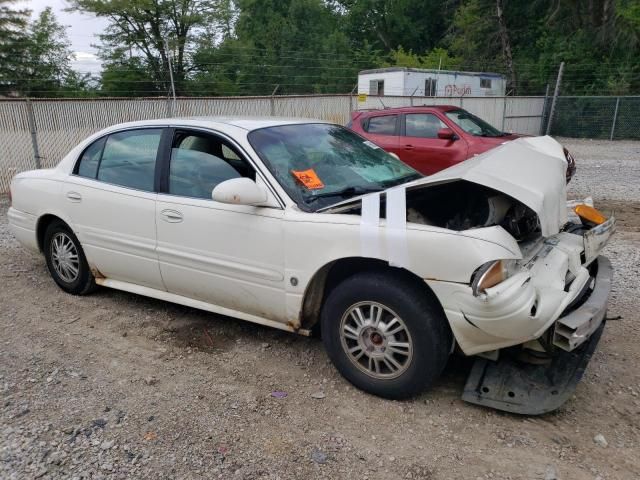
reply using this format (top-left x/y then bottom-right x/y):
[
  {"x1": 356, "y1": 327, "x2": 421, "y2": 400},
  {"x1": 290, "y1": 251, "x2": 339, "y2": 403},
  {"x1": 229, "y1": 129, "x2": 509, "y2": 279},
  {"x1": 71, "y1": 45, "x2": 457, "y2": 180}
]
[{"x1": 461, "y1": 255, "x2": 612, "y2": 415}]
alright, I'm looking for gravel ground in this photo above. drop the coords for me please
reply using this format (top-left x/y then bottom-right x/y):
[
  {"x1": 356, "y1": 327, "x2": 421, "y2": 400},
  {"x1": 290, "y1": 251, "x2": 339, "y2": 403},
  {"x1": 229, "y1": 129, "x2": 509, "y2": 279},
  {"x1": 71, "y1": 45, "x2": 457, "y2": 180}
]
[
  {"x1": 1, "y1": 139, "x2": 640, "y2": 480},
  {"x1": 563, "y1": 138, "x2": 640, "y2": 203}
]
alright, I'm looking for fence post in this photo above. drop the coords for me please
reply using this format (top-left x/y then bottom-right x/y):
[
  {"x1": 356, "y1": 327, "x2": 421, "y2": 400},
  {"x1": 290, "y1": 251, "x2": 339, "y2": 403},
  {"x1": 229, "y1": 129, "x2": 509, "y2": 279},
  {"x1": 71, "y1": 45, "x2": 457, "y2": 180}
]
[
  {"x1": 409, "y1": 87, "x2": 418, "y2": 106},
  {"x1": 270, "y1": 85, "x2": 279, "y2": 116},
  {"x1": 25, "y1": 98, "x2": 41, "y2": 169},
  {"x1": 349, "y1": 84, "x2": 357, "y2": 113},
  {"x1": 540, "y1": 83, "x2": 550, "y2": 135},
  {"x1": 545, "y1": 61, "x2": 564, "y2": 135},
  {"x1": 501, "y1": 96, "x2": 507, "y2": 132},
  {"x1": 164, "y1": 38, "x2": 177, "y2": 116},
  {"x1": 610, "y1": 97, "x2": 620, "y2": 141}
]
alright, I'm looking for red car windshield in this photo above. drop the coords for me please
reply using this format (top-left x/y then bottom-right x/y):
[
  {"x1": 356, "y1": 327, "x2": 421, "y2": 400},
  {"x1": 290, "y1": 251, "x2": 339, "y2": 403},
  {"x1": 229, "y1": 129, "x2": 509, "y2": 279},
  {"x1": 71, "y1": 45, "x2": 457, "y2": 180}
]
[{"x1": 445, "y1": 109, "x2": 505, "y2": 137}]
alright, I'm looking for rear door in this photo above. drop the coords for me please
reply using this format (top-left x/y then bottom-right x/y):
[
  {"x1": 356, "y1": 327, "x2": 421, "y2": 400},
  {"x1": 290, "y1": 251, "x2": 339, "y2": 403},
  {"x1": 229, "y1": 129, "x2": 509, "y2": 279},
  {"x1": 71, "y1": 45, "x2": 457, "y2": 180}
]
[
  {"x1": 63, "y1": 127, "x2": 166, "y2": 289},
  {"x1": 400, "y1": 113, "x2": 468, "y2": 175},
  {"x1": 361, "y1": 114, "x2": 401, "y2": 156}
]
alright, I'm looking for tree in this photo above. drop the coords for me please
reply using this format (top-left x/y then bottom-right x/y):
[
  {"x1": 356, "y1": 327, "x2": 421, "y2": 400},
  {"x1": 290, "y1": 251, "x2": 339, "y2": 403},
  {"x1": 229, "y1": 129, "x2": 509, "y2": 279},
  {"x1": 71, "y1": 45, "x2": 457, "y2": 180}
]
[
  {"x1": 335, "y1": 0, "x2": 451, "y2": 54},
  {"x1": 0, "y1": 0, "x2": 30, "y2": 95},
  {"x1": 495, "y1": 0, "x2": 516, "y2": 92},
  {"x1": 100, "y1": 54, "x2": 160, "y2": 96},
  {"x1": 192, "y1": 0, "x2": 374, "y2": 95},
  {"x1": 383, "y1": 47, "x2": 460, "y2": 70},
  {"x1": 16, "y1": 7, "x2": 75, "y2": 97},
  {"x1": 69, "y1": 0, "x2": 223, "y2": 95}
]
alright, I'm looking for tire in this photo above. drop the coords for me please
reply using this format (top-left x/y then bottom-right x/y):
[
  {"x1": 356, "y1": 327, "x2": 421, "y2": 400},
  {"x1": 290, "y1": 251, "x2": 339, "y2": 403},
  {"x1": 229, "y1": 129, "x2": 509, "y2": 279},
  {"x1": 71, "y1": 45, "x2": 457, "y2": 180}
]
[
  {"x1": 321, "y1": 270, "x2": 451, "y2": 399},
  {"x1": 43, "y1": 220, "x2": 97, "y2": 295}
]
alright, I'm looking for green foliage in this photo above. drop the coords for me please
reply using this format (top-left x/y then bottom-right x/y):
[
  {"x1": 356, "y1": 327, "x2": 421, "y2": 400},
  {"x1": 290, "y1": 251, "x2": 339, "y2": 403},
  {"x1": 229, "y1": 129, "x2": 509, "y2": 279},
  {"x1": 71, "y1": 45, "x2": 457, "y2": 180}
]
[
  {"x1": 191, "y1": 0, "x2": 378, "y2": 95},
  {"x1": 69, "y1": 0, "x2": 222, "y2": 95},
  {"x1": 17, "y1": 8, "x2": 75, "y2": 97},
  {"x1": 1, "y1": 7, "x2": 82, "y2": 97},
  {"x1": 5, "y1": 0, "x2": 638, "y2": 97},
  {"x1": 0, "y1": 0, "x2": 31, "y2": 95},
  {"x1": 383, "y1": 47, "x2": 461, "y2": 70},
  {"x1": 100, "y1": 55, "x2": 160, "y2": 96}
]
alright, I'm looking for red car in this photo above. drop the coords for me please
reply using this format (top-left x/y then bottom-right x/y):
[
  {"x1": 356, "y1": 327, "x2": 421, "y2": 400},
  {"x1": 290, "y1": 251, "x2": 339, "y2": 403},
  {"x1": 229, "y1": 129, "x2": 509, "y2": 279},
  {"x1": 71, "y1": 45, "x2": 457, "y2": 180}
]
[{"x1": 348, "y1": 105, "x2": 576, "y2": 180}]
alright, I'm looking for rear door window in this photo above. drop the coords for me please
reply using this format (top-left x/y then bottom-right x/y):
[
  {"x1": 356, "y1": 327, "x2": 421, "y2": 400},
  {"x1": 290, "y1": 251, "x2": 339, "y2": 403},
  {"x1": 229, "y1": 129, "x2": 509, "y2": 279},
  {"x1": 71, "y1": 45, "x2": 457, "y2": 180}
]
[
  {"x1": 365, "y1": 115, "x2": 398, "y2": 135},
  {"x1": 97, "y1": 129, "x2": 162, "y2": 192}
]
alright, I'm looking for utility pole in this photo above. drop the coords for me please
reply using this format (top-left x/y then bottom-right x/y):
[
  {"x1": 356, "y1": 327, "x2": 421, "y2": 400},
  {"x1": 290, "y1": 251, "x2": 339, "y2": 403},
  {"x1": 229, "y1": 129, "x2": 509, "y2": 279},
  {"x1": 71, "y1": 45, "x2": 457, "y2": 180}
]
[
  {"x1": 164, "y1": 38, "x2": 177, "y2": 116},
  {"x1": 546, "y1": 62, "x2": 564, "y2": 135}
]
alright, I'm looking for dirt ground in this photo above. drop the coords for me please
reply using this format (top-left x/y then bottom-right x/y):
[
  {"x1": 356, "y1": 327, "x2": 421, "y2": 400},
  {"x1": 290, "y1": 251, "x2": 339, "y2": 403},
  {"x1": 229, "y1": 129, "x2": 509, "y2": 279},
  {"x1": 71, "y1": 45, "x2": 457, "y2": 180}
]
[{"x1": 1, "y1": 139, "x2": 639, "y2": 479}]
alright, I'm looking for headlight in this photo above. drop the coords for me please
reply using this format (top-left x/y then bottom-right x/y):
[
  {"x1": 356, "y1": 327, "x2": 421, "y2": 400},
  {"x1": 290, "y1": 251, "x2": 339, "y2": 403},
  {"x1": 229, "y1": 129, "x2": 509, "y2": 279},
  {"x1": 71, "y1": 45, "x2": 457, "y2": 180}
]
[{"x1": 471, "y1": 260, "x2": 509, "y2": 296}]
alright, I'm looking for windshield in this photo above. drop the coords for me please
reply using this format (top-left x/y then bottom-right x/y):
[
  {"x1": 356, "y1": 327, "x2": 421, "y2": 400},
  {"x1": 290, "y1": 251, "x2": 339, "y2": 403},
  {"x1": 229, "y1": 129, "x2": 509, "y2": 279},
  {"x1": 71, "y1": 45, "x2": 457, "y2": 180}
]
[
  {"x1": 248, "y1": 123, "x2": 421, "y2": 211},
  {"x1": 445, "y1": 109, "x2": 504, "y2": 137}
]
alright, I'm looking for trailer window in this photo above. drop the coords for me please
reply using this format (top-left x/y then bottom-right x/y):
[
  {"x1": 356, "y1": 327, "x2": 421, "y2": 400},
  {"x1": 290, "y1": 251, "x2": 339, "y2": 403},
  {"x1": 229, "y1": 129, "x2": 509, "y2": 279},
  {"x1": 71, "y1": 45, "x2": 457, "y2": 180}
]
[
  {"x1": 480, "y1": 78, "x2": 492, "y2": 89},
  {"x1": 369, "y1": 79, "x2": 384, "y2": 96},
  {"x1": 425, "y1": 78, "x2": 437, "y2": 96}
]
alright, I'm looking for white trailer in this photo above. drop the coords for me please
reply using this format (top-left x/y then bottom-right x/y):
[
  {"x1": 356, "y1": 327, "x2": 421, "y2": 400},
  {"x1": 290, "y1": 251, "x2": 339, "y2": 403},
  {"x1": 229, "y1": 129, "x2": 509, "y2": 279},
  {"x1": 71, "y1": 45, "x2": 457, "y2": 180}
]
[{"x1": 358, "y1": 67, "x2": 506, "y2": 97}]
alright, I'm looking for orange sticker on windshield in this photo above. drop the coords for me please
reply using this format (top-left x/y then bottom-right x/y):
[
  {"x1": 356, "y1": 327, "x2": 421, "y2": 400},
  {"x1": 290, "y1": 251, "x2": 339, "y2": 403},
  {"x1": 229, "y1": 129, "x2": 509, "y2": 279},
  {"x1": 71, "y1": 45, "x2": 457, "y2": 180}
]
[{"x1": 291, "y1": 168, "x2": 325, "y2": 190}]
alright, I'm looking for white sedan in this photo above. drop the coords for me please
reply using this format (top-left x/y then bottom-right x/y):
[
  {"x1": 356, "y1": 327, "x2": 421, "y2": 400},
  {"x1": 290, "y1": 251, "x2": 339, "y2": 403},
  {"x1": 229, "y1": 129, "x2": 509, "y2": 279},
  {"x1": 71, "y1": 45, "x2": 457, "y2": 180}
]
[{"x1": 8, "y1": 118, "x2": 615, "y2": 413}]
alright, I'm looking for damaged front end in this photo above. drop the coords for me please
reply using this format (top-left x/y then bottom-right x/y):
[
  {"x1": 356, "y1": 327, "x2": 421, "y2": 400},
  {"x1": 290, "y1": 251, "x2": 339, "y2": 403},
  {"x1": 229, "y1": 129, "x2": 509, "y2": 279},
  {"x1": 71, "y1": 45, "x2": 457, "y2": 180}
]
[
  {"x1": 456, "y1": 203, "x2": 615, "y2": 414},
  {"x1": 325, "y1": 136, "x2": 615, "y2": 414},
  {"x1": 462, "y1": 255, "x2": 612, "y2": 415},
  {"x1": 402, "y1": 137, "x2": 616, "y2": 414}
]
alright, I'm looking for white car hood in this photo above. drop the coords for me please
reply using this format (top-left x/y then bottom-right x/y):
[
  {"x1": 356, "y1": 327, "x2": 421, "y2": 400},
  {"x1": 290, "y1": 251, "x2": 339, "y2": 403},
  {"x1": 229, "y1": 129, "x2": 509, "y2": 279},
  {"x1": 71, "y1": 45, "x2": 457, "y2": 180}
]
[{"x1": 405, "y1": 135, "x2": 569, "y2": 237}]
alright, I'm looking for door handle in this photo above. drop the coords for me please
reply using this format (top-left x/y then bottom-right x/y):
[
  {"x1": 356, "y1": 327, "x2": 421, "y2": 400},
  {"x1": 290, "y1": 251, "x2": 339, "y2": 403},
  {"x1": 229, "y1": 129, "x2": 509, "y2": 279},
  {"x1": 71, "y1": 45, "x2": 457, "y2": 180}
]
[
  {"x1": 66, "y1": 191, "x2": 82, "y2": 202},
  {"x1": 160, "y1": 209, "x2": 183, "y2": 223},
  {"x1": 404, "y1": 145, "x2": 415, "y2": 150}
]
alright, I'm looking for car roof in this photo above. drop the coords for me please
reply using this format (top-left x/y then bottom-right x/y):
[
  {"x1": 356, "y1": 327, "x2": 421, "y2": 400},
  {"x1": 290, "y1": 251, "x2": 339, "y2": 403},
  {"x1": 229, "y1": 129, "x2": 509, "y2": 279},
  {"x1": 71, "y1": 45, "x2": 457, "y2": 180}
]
[
  {"x1": 102, "y1": 116, "x2": 331, "y2": 132},
  {"x1": 358, "y1": 105, "x2": 462, "y2": 115}
]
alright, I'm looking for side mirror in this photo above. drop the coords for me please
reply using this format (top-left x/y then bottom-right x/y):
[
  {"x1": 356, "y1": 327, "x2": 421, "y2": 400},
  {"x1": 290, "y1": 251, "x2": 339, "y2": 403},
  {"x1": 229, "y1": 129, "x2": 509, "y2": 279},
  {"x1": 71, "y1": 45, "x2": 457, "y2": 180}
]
[
  {"x1": 437, "y1": 128, "x2": 457, "y2": 140},
  {"x1": 212, "y1": 178, "x2": 268, "y2": 206}
]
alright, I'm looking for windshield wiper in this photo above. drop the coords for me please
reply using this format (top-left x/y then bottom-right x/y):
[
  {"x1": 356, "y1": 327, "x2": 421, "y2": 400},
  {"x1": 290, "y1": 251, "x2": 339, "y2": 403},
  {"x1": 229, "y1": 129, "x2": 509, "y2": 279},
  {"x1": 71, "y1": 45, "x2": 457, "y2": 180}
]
[{"x1": 306, "y1": 186, "x2": 383, "y2": 204}]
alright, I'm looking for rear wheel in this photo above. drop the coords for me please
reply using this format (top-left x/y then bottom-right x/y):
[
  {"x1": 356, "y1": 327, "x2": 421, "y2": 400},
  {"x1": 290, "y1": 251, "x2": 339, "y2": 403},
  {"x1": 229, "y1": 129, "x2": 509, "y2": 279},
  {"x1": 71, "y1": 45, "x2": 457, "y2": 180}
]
[
  {"x1": 321, "y1": 271, "x2": 451, "y2": 399},
  {"x1": 44, "y1": 220, "x2": 96, "y2": 295}
]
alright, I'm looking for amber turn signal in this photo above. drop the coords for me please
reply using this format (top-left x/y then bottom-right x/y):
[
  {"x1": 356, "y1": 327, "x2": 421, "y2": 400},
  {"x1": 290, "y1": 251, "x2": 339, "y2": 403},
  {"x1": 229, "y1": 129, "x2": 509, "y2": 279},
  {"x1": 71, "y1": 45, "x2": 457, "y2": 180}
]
[
  {"x1": 472, "y1": 260, "x2": 507, "y2": 296},
  {"x1": 574, "y1": 204, "x2": 607, "y2": 225}
]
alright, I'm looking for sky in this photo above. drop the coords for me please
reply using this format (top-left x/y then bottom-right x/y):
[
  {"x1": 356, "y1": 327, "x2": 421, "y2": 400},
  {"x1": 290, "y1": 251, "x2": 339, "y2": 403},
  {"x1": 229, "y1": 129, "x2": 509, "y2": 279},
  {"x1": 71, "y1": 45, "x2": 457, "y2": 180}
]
[{"x1": 20, "y1": 0, "x2": 107, "y2": 74}]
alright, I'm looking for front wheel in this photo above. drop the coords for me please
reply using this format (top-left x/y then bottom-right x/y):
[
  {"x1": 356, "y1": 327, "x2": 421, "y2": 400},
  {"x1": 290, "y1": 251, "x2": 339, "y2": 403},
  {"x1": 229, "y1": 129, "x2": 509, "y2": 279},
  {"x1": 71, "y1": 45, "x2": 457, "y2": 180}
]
[{"x1": 321, "y1": 271, "x2": 451, "y2": 399}]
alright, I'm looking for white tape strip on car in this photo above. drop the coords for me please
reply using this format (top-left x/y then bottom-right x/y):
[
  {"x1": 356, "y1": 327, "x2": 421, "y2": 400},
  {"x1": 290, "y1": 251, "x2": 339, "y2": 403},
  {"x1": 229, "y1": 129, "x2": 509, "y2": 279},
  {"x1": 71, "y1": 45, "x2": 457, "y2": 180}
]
[
  {"x1": 360, "y1": 192, "x2": 381, "y2": 258},
  {"x1": 385, "y1": 187, "x2": 409, "y2": 268}
]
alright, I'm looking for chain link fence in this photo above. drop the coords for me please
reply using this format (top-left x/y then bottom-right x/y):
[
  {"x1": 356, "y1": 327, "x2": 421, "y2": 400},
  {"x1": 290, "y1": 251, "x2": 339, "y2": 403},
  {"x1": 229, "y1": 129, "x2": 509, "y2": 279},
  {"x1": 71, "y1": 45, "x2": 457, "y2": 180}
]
[
  {"x1": 1, "y1": 94, "x2": 638, "y2": 194},
  {"x1": 549, "y1": 96, "x2": 640, "y2": 140}
]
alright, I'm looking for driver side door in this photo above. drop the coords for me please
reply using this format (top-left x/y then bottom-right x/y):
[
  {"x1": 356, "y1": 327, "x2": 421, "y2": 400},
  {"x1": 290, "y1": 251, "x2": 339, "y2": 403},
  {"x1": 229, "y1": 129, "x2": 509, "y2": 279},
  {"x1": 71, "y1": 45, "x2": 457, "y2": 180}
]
[{"x1": 155, "y1": 128, "x2": 287, "y2": 322}]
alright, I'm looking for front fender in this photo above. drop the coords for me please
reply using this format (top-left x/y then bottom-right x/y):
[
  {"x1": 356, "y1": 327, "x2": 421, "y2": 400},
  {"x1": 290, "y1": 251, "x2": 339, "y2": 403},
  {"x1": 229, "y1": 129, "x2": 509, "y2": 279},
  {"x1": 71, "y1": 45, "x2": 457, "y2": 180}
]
[{"x1": 283, "y1": 211, "x2": 522, "y2": 324}]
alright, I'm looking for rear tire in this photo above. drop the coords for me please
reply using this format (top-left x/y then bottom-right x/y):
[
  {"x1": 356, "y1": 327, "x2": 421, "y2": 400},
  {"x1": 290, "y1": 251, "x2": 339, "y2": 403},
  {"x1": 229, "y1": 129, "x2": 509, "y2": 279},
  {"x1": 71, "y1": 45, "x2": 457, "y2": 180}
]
[
  {"x1": 44, "y1": 220, "x2": 97, "y2": 295},
  {"x1": 321, "y1": 270, "x2": 451, "y2": 399}
]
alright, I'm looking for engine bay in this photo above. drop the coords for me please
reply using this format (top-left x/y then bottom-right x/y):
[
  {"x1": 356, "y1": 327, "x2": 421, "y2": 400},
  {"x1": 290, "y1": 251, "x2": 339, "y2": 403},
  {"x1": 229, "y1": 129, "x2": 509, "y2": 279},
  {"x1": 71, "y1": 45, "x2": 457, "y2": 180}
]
[{"x1": 404, "y1": 181, "x2": 542, "y2": 241}]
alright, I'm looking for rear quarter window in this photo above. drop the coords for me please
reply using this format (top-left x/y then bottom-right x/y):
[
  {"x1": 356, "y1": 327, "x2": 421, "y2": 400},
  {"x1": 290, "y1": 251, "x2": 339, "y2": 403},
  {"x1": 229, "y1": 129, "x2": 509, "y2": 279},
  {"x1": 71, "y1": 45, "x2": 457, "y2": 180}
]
[{"x1": 75, "y1": 137, "x2": 105, "y2": 178}]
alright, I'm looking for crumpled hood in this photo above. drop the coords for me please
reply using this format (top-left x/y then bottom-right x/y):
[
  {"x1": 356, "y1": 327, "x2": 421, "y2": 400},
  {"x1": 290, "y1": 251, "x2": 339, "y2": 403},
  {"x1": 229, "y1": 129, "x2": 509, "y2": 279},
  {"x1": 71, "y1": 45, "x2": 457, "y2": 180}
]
[{"x1": 407, "y1": 136, "x2": 568, "y2": 237}]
